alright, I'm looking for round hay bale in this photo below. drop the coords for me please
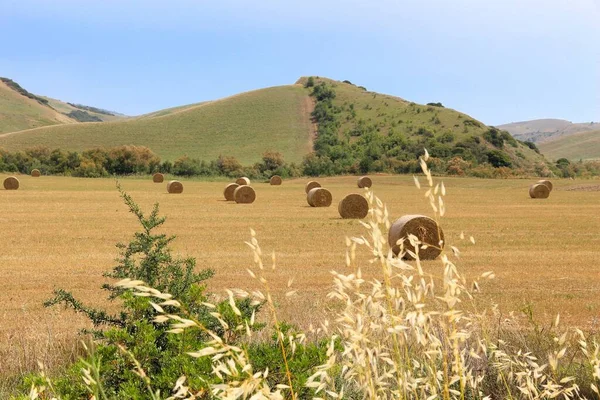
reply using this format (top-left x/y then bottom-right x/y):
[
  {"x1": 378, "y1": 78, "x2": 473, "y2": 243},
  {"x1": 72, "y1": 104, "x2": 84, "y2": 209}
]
[
  {"x1": 529, "y1": 183, "x2": 550, "y2": 199},
  {"x1": 234, "y1": 185, "x2": 256, "y2": 204},
  {"x1": 167, "y1": 180, "x2": 184, "y2": 194},
  {"x1": 307, "y1": 187, "x2": 332, "y2": 207},
  {"x1": 3, "y1": 176, "x2": 20, "y2": 190},
  {"x1": 305, "y1": 180, "x2": 321, "y2": 194},
  {"x1": 357, "y1": 176, "x2": 372, "y2": 188},
  {"x1": 388, "y1": 215, "x2": 444, "y2": 260},
  {"x1": 224, "y1": 183, "x2": 239, "y2": 201},
  {"x1": 31, "y1": 169, "x2": 41, "y2": 177},
  {"x1": 338, "y1": 193, "x2": 369, "y2": 219},
  {"x1": 537, "y1": 180, "x2": 553, "y2": 192},
  {"x1": 153, "y1": 173, "x2": 164, "y2": 183},
  {"x1": 270, "y1": 175, "x2": 283, "y2": 185},
  {"x1": 236, "y1": 177, "x2": 251, "y2": 186}
]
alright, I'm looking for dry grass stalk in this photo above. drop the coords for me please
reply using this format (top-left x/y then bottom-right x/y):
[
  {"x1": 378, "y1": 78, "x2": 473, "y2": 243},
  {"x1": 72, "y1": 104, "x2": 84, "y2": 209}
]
[
  {"x1": 529, "y1": 183, "x2": 550, "y2": 199},
  {"x1": 269, "y1": 175, "x2": 282, "y2": 185},
  {"x1": 152, "y1": 173, "x2": 164, "y2": 183},
  {"x1": 307, "y1": 187, "x2": 332, "y2": 207},
  {"x1": 31, "y1": 169, "x2": 41, "y2": 177},
  {"x1": 166, "y1": 180, "x2": 184, "y2": 194},
  {"x1": 338, "y1": 193, "x2": 369, "y2": 219},
  {"x1": 388, "y1": 214, "x2": 445, "y2": 260},
  {"x1": 537, "y1": 179, "x2": 553, "y2": 192},
  {"x1": 236, "y1": 177, "x2": 251, "y2": 186},
  {"x1": 234, "y1": 185, "x2": 256, "y2": 204},
  {"x1": 304, "y1": 180, "x2": 321, "y2": 194},
  {"x1": 223, "y1": 183, "x2": 239, "y2": 201},
  {"x1": 3, "y1": 176, "x2": 19, "y2": 190},
  {"x1": 357, "y1": 176, "x2": 372, "y2": 188}
]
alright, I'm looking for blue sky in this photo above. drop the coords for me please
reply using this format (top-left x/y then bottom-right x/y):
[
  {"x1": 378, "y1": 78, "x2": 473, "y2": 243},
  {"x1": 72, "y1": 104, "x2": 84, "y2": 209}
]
[{"x1": 1, "y1": 0, "x2": 598, "y2": 125}]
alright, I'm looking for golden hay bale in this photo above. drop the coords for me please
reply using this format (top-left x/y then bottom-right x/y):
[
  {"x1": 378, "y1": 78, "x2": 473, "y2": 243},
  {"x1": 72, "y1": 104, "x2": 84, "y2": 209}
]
[
  {"x1": 307, "y1": 187, "x2": 332, "y2": 207},
  {"x1": 270, "y1": 175, "x2": 283, "y2": 185},
  {"x1": 153, "y1": 173, "x2": 164, "y2": 183},
  {"x1": 388, "y1": 215, "x2": 445, "y2": 260},
  {"x1": 3, "y1": 176, "x2": 20, "y2": 190},
  {"x1": 529, "y1": 183, "x2": 550, "y2": 199},
  {"x1": 338, "y1": 193, "x2": 369, "y2": 219},
  {"x1": 305, "y1": 180, "x2": 321, "y2": 194},
  {"x1": 234, "y1": 185, "x2": 256, "y2": 204},
  {"x1": 357, "y1": 176, "x2": 372, "y2": 188},
  {"x1": 224, "y1": 183, "x2": 239, "y2": 201},
  {"x1": 537, "y1": 180, "x2": 553, "y2": 192},
  {"x1": 236, "y1": 177, "x2": 251, "y2": 186},
  {"x1": 31, "y1": 169, "x2": 41, "y2": 177},
  {"x1": 167, "y1": 180, "x2": 184, "y2": 194}
]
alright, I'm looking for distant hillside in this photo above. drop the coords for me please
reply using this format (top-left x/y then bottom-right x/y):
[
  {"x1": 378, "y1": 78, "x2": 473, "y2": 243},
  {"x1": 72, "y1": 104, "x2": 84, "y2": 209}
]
[
  {"x1": 538, "y1": 129, "x2": 600, "y2": 161},
  {"x1": 499, "y1": 119, "x2": 599, "y2": 143},
  {"x1": 41, "y1": 97, "x2": 127, "y2": 122}
]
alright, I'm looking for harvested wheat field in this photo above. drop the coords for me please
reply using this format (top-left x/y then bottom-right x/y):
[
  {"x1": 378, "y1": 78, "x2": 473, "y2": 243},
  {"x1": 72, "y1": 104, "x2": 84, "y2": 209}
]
[{"x1": 1, "y1": 174, "x2": 600, "y2": 379}]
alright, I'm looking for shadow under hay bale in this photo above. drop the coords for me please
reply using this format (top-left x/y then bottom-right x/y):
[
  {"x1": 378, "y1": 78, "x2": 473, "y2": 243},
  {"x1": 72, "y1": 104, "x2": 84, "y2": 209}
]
[
  {"x1": 338, "y1": 193, "x2": 369, "y2": 219},
  {"x1": 307, "y1": 187, "x2": 332, "y2": 207},
  {"x1": 529, "y1": 183, "x2": 550, "y2": 199},
  {"x1": 305, "y1": 180, "x2": 321, "y2": 194},
  {"x1": 224, "y1": 183, "x2": 239, "y2": 201},
  {"x1": 234, "y1": 185, "x2": 256, "y2": 204},
  {"x1": 236, "y1": 177, "x2": 250, "y2": 186},
  {"x1": 357, "y1": 176, "x2": 372, "y2": 188},
  {"x1": 388, "y1": 215, "x2": 444, "y2": 260},
  {"x1": 31, "y1": 169, "x2": 41, "y2": 177},
  {"x1": 537, "y1": 179, "x2": 553, "y2": 192},
  {"x1": 167, "y1": 180, "x2": 184, "y2": 194},
  {"x1": 270, "y1": 175, "x2": 282, "y2": 185},
  {"x1": 153, "y1": 173, "x2": 164, "y2": 183},
  {"x1": 3, "y1": 176, "x2": 20, "y2": 190}
]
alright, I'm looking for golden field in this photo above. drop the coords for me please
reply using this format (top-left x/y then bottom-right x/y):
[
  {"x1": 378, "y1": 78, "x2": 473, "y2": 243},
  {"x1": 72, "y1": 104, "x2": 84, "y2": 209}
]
[{"x1": 1, "y1": 173, "x2": 600, "y2": 382}]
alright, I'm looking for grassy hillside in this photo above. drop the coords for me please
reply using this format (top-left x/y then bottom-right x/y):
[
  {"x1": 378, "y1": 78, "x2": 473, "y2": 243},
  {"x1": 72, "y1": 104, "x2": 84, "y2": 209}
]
[
  {"x1": 41, "y1": 97, "x2": 127, "y2": 122},
  {"x1": 0, "y1": 79, "x2": 76, "y2": 133},
  {"x1": 0, "y1": 85, "x2": 314, "y2": 164},
  {"x1": 499, "y1": 119, "x2": 599, "y2": 143},
  {"x1": 539, "y1": 129, "x2": 600, "y2": 161}
]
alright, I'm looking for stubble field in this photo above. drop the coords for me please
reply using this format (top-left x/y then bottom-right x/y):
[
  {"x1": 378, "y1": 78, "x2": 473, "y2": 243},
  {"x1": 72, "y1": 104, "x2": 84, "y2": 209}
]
[{"x1": 1, "y1": 173, "x2": 600, "y2": 386}]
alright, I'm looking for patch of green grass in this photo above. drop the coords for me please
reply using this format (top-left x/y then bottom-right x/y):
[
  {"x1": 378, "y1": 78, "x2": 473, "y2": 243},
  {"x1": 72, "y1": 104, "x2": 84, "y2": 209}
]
[{"x1": 539, "y1": 129, "x2": 600, "y2": 161}]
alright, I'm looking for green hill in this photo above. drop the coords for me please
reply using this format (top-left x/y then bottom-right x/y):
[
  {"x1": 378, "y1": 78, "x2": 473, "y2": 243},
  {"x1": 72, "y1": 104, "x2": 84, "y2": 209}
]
[
  {"x1": 499, "y1": 119, "x2": 599, "y2": 143},
  {"x1": 41, "y1": 97, "x2": 127, "y2": 123},
  {"x1": 539, "y1": 130, "x2": 600, "y2": 161}
]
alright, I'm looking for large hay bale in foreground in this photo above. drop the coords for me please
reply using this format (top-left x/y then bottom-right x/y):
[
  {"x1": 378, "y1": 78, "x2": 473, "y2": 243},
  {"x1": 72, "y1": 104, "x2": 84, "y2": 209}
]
[
  {"x1": 224, "y1": 183, "x2": 239, "y2": 201},
  {"x1": 236, "y1": 177, "x2": 251, "y2": 186},
  {"x1": 388, "y1": 215, "x2": 444, "y2": 260},
  {"x1": 529, "y1": 183, "x2": 550, "y2": 199},
  {"x1": 234, "y1": 185, "x2": 256, "y2": 204},
  {"x1": 537, "y1": 180, "x2": 553, "y2": 192},
  {"x1": 153, "y1": 173, "x2": 164, "y2": 183},
  {"x1": 270, "y1": 175, "x2": 282, "y2": 185},
  {"x1": 357, "y1": 176, "x2": 372, "y2": 188},
  {"x1": 338, "y1": 193, "x2": 369, "y2": 219},
  {"x1": 307, "y1": 187, "x2": 332, "y2": 207},
  {"x1": 167, "y1": 180, "x2": 184, "y2": 194},
  {"x1": 31, "y1": 169, "x2": 41, "y2": 177},
  {"x1": 3, "y1": 176, "x2": 20, "y2": 190},
  {"x1": 305, "y1": 181, "x2": 321, "y2": 194}
]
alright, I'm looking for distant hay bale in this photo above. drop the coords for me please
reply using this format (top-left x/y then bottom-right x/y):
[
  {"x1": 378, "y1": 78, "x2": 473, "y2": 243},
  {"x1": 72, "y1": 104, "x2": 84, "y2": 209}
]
[
  {"x1": 305, "y1": 181, "x2": 321, "y2": 194},
  {"x1": 338, "y1": 193, "x2": 369, "y2": 219},
  {"x1": 3, "y1": 176, "x2": 20, "y2": 190},
  {"x1": 224, "y1": 183, "x2": 239, "y2": 201},
  {"x1": 31, "y1": 169, "x2": 41, "y2": 177},
  {"x1": 153, "y1": 173, "x2": 164, "y2": 183},
  {"x1": 357, "y1": 176, "x2": 372, "y2": 188},
  {"x1": 307, "y1": 187, "x2": 332, "y2": 207},
  {"x1": 537, "y1": 180, "x2": 553, "y2": 192},
  {"x1": 388, "y1": 215, "x2": 444, "y2": 260},
  {"x1": 167, "y1": 180, "x2": 184, "y2": 194},
  {"x1": 529, "y1": 183, "x2": 550, "y2": 199},
  {"x1": 270, "y1": 175, "x2": 283, "y2": 185},
  {"x1": 234, "y1": 185, "x2": 256, "y2": 204},
  {"x1": 236, "y1": 177, "x2": 251, "y2": 186}
]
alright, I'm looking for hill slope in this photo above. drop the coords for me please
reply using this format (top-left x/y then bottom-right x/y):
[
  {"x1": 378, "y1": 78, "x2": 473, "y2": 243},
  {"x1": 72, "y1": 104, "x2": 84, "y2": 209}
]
[
  {"x1": 0, "y1": 85, "x2": 315, "y2": 164},
  {"x1": 538, "y1": 130, "x2": 600, "y2": 161},
  {"x1": 41, "y1": 96, "x2": 127, "y2": 122},
  {"x1": 499, "y1": 119, "x2": 599, "y2": 143}
]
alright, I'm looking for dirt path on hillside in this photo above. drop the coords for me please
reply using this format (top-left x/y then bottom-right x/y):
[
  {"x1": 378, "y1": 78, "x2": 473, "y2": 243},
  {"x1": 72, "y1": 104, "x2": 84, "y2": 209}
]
[{"x1": 301, "y1": 95, "x2": 317, "y2": 153}]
